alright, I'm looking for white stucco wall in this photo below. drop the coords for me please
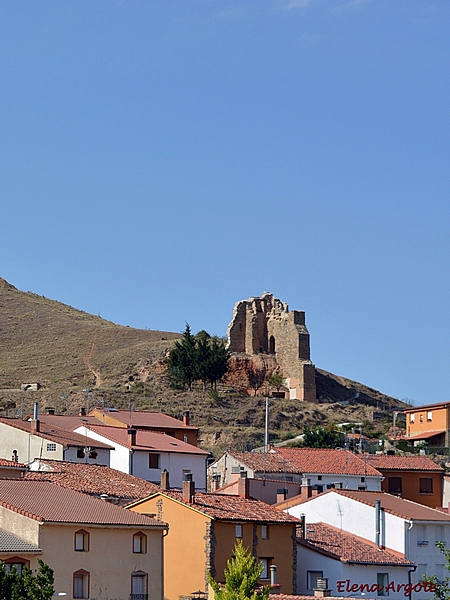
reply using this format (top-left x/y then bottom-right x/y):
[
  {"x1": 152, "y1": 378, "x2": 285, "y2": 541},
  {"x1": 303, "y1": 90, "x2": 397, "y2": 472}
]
[
  {"x1": 0, "y1": 421, "x2": 64, "y2": 464},
  {"x1": 297, "y1": 545, "x2": 411, "y2": 599},
  {"x1": 63, "y1": 446, "x2": 110, "y2": 466}
]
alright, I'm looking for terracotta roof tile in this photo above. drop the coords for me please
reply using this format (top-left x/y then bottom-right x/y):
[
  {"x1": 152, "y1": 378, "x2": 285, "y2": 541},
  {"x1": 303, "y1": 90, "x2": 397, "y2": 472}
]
[
  {"x1": 0, "y1": 529, "x2": 41, "y2": 553},
  {"x1": 90, "y1": 408, "x2": 198, "y2": 431},
  {"x1": 0, "y1": 480, "x2": 167, "y2": 527},
  {"x1": 0, "y1": 458, "x2": 26, "y2": 468},
  {"x1": 334, "y1": 490, "x2": 450, "y2": 521},
  {"x1": 366, "y1": 455, "x2": 443, "y2": 472},
  {"x1": 225, "y1": 451, "x2": 300, "y2": 474},
  {"x1": 25, "y1": 459, "x2": 160, "y2": 500},
  {"x1": 158, "y1": 490, "x2": 300, "y2": 523},
  {"x1": 84, "y1": 425, "x2": 209, "y2": 454},
  {"x1": 276, "y1": 448, "x2": 381, "y2": 477},
  {"x1": 403, "y1": 430, "x2": 446, "y2": 441},
  {"x1": 0, "y1": 417, "x2": 112, "y2": 450},
  {"x1": 298, "y1": 522, "x2": 413, "y2": 566}
]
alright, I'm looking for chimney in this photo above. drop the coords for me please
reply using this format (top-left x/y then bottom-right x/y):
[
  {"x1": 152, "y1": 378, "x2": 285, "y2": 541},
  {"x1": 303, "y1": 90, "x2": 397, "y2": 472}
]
[
  {"x1": 270, "y1": 565, "x2": 282, "y2": 594},
  {"x1": 79, "y1": 407, "x2": 86, "y2": 417},
  {"x1": 314, "y1": 578, "x2": 331, "y2": 597},
  {"x1": 301, "y1": 477, "x2": 312, "y2": 499},
  {"x1": 45, "y1": 407, "x2": 55, "y2": 415},
  {"x1": 128, "y1": 428, "x2": 137, "y2": 446},
  {"x1": 161, "y1": 469, "x2": 170, "y2": 491},
  {"x1": 183, "y1": 410, "x2": 190, "y2": 426},
  {"x1": 276, "y1": 488, "x2": 288, "y2": 504},
  {"x1": 311, "y1": 487, "x2": 319, "y2": 497},
  {"x1": 31, "y1": 403, "x2": 40, "y2": 433},
  {"x1": 182, "y1": 473, "x2": 195, "y2": 503},
  {"x1": 238, "y1": 471, "x2": 250, "y2": 499}
]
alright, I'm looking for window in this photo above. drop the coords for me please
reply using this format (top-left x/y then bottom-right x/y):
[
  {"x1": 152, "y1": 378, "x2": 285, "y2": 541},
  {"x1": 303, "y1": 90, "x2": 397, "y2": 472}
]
[
  {"x1": 420, "y1": 478, "x2": 433, "y2": 494},
  {"x1": 307, "y1": 571, "x2": 324, "y2": 590},
  {"x1": 261, "y1": 525, "x2": 269, "y2": 540},
  {"x1": 361, "y1": 477, "x2": 366, "y2": 483},
  {"x1": 317, "y1": 475, "x2": 322, "y2": 481},
  {"x1": 377, "y1": 573, "x2": 389, "y2": 596},
  {"x1": 73, "y1": 569, "x2": 89, "y2": 599},
  {"x1": 427, "y1": 411, "x2": 433, "y2": 421},
  {"x1": 46, "y1": 443, "x2": 57, "y2": 452},
  {"x1": 4, "y1": 558, "x2": 28, "y2": 575},
  {"x1": 388, "y1": 477, "x2": 402, "y2": 494},
  {"x1": 74, "y1": 529, "x2": 89, "y2": 552},
  {"x1": 285, "y1": 476, "x2": 293, "y2": 482},
  {"x1": 183, "y1": 434, "x2": 188, "y2": 443},
  {"x1": 410, "y1": 413, "x2": 415, "y2": 423},
  {"x1": 235, "y1": 524, "x2": 243, "y2": 538},
  {"x1": 133, "y1": 532, "x2": 147, "y2": 554},
  {"x1": 149, "y1": 454, "x2": 160, "y2": 469},
  {"x1": 77, "y1": 448, "x2": 85, "y2": 459},
  {"x1": 131, "y1": 571, "x2": 148, "y2": 600},
  {"x1": 260, "y1": 558, "x2": 269, "y2": 580},
  {"x1": 420, "y1": 414, "x2": 424, "y2": 423}
]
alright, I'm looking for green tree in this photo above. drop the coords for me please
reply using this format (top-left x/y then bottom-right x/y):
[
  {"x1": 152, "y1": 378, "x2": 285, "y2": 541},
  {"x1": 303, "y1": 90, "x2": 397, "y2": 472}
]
[
  {"x1": 205, "y1": 337, "x2": 230, "y2": 390},
  {"x1": 300, "y1": 425, "x2": 345, "y2": 449},
  {"x1": 268, "y1": 373, "x2": 284, "y2": 395},
  {"x1": 208, "y1": 540, "x2": 270, "y2": 600},
  {"x1": 167, "y1": 324, "x2": 198, "y2": 390},
  {"x1": 245, "y1": 361, "x2": 267, "y2": 396},
  {"x1": 0, "y1": 560, "x2": 54, "y2": 600}
]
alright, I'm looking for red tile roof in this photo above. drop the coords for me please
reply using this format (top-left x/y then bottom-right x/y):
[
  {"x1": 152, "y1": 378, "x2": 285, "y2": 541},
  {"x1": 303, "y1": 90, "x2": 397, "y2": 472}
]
[
  {"x1": 84, "y1": 425, "x2": 209, "y2": 454},
  {"x1": 334, "y1": 490, "x2": 450, "y2": 522},
  {"x1": 275, "y1": 448, "x2": 381, "y2": 477},
  {"x1": 90, "y1": 408, "x2": 198, "y2": 431},
  {"x1": 141, "y1": 491, "x2": 300, "y2": 524},
  {"x1": 298, "y1": 522, "x2": 413, "y2": 566},
  {"x1": 0, "y1": 458, "x2": 26, "y2": 469},
  {"x1": 225, "y1": 451, "x2": 300, "y2": 474},
  {"x1": 366, "y1": 455, "x2": 443, "y2": 472},
  {"x1": 403, "y1": 430, "x2": 446, "y2": 441},
  {"x1": 404, "y1": 401, "x2": 450, "y2": 412},
  {"x1": 0, "y1": 479, "x2": 166, "y2": 526},
  {"x1": 0, "y1": 417, "x2": 112, "y2": 450},
  {"x1": 25, "y1": 459, "x2": 160, "y2": 500}
]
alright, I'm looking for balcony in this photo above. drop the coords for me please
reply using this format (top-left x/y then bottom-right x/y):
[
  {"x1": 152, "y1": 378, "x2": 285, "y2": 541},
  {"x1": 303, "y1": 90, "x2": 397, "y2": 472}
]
[{"x1": 130, "y1": 595, "x2": 149, "y2": 600}]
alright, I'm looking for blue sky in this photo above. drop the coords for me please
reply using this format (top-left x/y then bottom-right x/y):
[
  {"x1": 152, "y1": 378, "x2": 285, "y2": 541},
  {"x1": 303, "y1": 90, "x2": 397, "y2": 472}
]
[{"x1": 1, "y1": 1, "x2": 449, "y2": 406}]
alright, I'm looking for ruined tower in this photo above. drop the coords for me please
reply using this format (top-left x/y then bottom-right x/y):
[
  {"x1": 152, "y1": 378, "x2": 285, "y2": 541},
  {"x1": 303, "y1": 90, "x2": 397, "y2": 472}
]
[{"x1": 227, "y1": 292, "x2": 317, "y2": 402}]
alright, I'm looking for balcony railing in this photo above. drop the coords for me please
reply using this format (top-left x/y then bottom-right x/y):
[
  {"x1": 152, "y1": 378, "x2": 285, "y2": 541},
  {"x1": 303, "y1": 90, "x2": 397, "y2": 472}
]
[{"x1": 130, "y1": 594, "x2": 149, "y2": 600}]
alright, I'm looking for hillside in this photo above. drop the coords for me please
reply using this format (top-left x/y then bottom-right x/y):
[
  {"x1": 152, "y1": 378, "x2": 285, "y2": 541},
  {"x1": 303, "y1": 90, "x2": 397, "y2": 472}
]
[{"x1": 0, "y1": 278, "x2": 405, "y2": 453}]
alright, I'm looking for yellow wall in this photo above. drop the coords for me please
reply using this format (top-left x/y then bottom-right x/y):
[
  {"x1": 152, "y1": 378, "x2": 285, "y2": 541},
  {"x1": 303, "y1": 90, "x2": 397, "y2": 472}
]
[{"x1": 129, "y1": 495, "x2": 295, "y2": 600}]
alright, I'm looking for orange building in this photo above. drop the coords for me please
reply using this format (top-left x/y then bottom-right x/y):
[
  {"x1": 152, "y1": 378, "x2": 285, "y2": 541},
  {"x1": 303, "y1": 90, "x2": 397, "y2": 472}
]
[
  {"x1": 404, "y1": 401, "x2": 450, "y2": 447},
  {"x1": 366, "y1": 454, "x2": 444, "y2": 509},
  {"x1": 128, "y1": 478, "x2": 300, "y2": 600}
]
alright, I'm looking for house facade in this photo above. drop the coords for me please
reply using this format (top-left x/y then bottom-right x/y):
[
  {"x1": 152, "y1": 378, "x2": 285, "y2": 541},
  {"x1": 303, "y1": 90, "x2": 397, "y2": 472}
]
[
  {"x1": 74, "y1": 423, "x2": 210, "y2": 489},
  {"x1": 403, "y1": 401, "x2": 450, "y2": 447},
  {"x1": 282, "y1": 489, "x2": 450, "y2": 595},
  {"x1": 0, "y1": 479, "x2": 167, "y2": 600},
  {"x1": 128, "y1": 478, "x2": 300, "y2": 600}
]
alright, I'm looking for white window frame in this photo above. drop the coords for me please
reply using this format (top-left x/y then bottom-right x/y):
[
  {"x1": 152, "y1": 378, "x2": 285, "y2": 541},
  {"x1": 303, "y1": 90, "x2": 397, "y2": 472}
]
[
  {"x1": 261, "y1": 525, "x2": 269, "y2": 539},
  {"x1": 307, "y1": 571, "x2": 323, "y2": 590},
  {"x1": 46, "y1": 443, "x2": 57, "y2": 452},
  {"x1": 235, "y1": 524, "x2": 243, "y2": 538}
]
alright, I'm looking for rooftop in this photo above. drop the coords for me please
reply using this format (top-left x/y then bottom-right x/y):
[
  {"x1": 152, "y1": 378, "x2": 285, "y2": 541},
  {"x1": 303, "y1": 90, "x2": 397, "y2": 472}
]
[
  {"x1": 0, "y1": 479, "x2": 167, "y2": 527},
  {"x1": 298, "y1": 522, "x2": 413, "y2": 566},
  {"x1": 0, "y1": 417, "x2": 112, "y2": 450},
  {"x1": 275, "y1": 448, "x2": 382, "y2": 477},
  {"x1": 0, "y1": 529, "x2": 41, "y2": 554},
  {"x1": 0, "y1": 458, "x2": 26, "y2": 469},
  {"x1": 223, "y1": 451, "x2": 300, "y2": 474},
  {"x1": 81, "y1": 425, "x2": 209, "y2": 454},
  {"x1": 136, "y1": 490, "x2": 300, "y2": 524},
  {"x1": 89, "y1": 407, "x2": 198, "y2": 430},
  {"x1": 25, "y1": 459, "x2": 160, "y2": 500},
  {"x1": 366, "y1": 454, "x2": 443, "y2": 472}
]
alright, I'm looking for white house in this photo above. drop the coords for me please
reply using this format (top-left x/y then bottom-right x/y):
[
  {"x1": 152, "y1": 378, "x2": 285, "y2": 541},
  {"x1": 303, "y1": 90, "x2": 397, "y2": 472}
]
[
  {"x1": 283, "y1": 489, "x2": 450, "y2": 596},
  {"x1": 297, "y1": 521, "x2": 415, "y2": 599},
  {"x1": 74, "y1": 424, "x2": 210, "y2": 489},
  {"x1": 0, "y1": 417, "x2": 112, "y2": 466}
]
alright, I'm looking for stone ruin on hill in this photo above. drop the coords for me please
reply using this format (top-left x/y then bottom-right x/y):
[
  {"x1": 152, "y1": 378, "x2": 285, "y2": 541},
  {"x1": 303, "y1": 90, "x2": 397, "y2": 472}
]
[{"x1": 227, "y1": 292, "x2": 317, "y2": 402}]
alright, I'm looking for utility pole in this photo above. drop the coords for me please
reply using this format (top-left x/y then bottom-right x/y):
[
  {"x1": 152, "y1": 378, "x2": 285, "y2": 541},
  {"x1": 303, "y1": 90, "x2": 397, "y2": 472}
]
[{"x1": 264, "y1": 397, "x2": 269, "y2": 452}]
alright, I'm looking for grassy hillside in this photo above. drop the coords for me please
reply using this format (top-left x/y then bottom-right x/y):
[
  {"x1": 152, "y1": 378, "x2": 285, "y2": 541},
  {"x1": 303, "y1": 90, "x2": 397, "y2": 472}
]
[{"x1": 0, "y1": 278, "x2": 405, "y2": 453}]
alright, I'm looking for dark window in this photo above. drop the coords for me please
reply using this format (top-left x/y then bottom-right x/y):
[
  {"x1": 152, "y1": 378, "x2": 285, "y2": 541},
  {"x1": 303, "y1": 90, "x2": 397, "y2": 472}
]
[
  {"x1": 388, "y1": 477, "x2": 402, "y2": 494},
  {"x1": 77, "y1": 449, "x2": 85, "y2": 459},
  {"x1": 377, "y1": 573, "x2": 389, "y2": 596},
  {"x1": 149, "y1": 454, "x2": 160, "y2": 469},
  {"x1": 420, "y1": 478, "x2": 433, "y2": 494}
]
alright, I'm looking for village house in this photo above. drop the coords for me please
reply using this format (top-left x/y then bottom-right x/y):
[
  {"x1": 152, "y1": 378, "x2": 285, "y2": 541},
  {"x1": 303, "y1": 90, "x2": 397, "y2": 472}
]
[
  {"x1": 296, "y1": 521, "x2": 414, "y2": 598},
  {"x1": 0, "y1": 479, "x2": 167, "y2": 600},
  {"x1": 74, "y1": 423, "x2": 210, "y2": 489},
  {"x1": 366, "y1": 454, "x2": 444, "y2": 508},
  {"x1": 0, "y1": 457, "x2": 27, "y2": 478},
  {"x1": 127, "y1": 476, "x2": 300, "y2": 600},
  {"x1": 210, "y1": 448, "x2": 382, "y2": 502},
  {"x1": 280, "y1": 488, "x2": 450, "y2": 596},
  {"x1": 0, "y1": 415, "x2": 112, "y2": 465},
  {"x1": 26, "y1": 458, "x2": 160, "y2": 505},
  {"x1": 403, "y1": 400, "x2": 450, "y2": 447}
]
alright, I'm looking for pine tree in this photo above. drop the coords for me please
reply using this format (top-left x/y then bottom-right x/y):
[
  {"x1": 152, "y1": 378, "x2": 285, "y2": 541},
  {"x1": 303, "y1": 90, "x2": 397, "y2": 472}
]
[
  {"x1": 167, "y1": 324, "x2": 198, "y2": 390},
  {"x1": 208, "y1": 540, "x2": 270, "y2": 600}
]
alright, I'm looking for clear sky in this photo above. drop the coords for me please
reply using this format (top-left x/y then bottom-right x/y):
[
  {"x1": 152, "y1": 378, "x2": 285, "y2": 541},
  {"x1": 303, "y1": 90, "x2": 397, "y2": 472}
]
[{"x1": 1, "y1": 1, "x2": 449, "y2": 406}]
